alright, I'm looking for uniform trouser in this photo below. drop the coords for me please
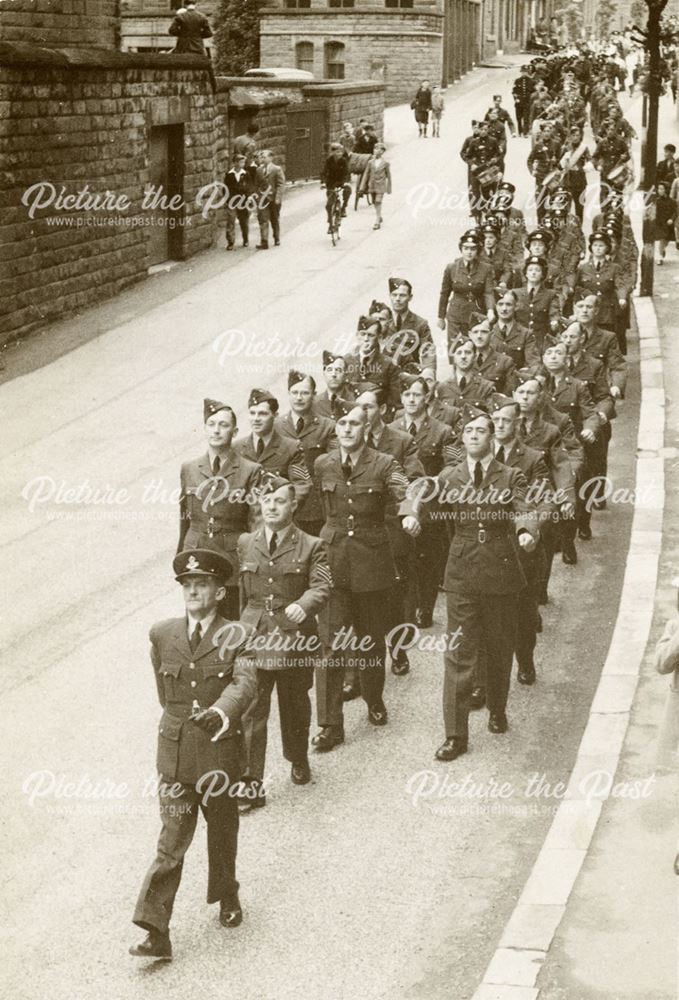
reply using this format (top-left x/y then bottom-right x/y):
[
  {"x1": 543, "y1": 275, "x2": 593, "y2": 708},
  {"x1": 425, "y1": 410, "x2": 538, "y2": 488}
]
[
  {"x1": 515, "y1": 101, "x2": 530, "y2": 135},
  {"x1": 257, "y1": 203, "x2": 280, "y2": 245},
  {"x1": 411, "y1": 521, "x2": 449, "y2": 618},
  {"x1": 316, "y1": 588, "x2": 389, "y2": 728},
  {"x1": 578, "y1": 432, "x2": 609, "y2": 526},
  {"x1": 443, "y1": 587, "x2": 519, "y2": 740},
  {"x1": 241, "y1": 665, "x2": 314, "y2": 780},
  {"x1": 133, "y1": 780, "x2": 239, "y2": 934},
  {"x1": 226, "y1": 206, "x2": 249, "y2": 245},
  {"x1": 472, "y1": 566, "x2": 541, "y2": 689}
]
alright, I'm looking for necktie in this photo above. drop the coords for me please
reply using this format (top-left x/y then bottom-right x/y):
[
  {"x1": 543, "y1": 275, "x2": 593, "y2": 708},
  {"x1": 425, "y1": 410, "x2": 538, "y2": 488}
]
[
  {"x1": 499, "y1": 325, "x2": 507, "y2": 339},
  {"x1": 408, "y1": 422, "x2": 417, "y2": 437},
  {"x1": 296, "y1": 417, "x2": 304, "y2": 434},
  {"x1": 520, "y1": 417, "x2": 528, "y2": 437},
  {"x1": 396, "y1": 313, "x2": 402, "y2": 331},
  {"x1": 567, "y1": 355, "x2": 575, "y2": 372},
  {"x1": 477, "y1": 352, "x2": 484, "y2": 367},
  {"x1": 459, "y1": 376, "x2": 467, "y2": 391},
  {"x1": 529, "y1": 287, "x2": 535, "y2": 302},
  {"x1": 190, "y1": 621, "x2": 202, "y2": 653},
  {"x1": 473, "y1": 461, "x2": 483, "y2": 488},
  {"x1": 496, "y1": 445, "x2": 506, "y2": 464},
  {"x1": 256, "y1": 437, "x2": 264, "y2": 458},
  {"x1": 330, "y1": 393, "x2": 339, "y2": 418},
  {"x1": 212, "y1": 456, "x2": 221, "y2": 475},
  {"x1": 595, "y1": 260, "x2": 601, "y2": 272},
  {"x1": 269, "y1": 531, "x2": 278, "y2": 555},
  {"x1": 342, "y1": 457, "x2": 352, "y2": 481},
  {"x1": 368, "y1": 432, "x2": 377, "y2": 448}
]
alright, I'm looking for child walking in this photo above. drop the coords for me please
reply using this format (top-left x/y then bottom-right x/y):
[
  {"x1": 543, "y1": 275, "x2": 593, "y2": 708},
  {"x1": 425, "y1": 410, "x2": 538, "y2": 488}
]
[
  {"x1": 431, "y1": 86, "x2": 444, "y2": 137},
  {"x1": 361, "y1": 142, "x2": 392, "y2": 230}
]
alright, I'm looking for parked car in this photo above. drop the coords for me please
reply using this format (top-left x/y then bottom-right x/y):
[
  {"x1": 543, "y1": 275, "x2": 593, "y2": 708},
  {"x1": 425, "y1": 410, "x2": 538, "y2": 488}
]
[{"x1": 244, "y1": 68, "x2": 314, "y2": 81}]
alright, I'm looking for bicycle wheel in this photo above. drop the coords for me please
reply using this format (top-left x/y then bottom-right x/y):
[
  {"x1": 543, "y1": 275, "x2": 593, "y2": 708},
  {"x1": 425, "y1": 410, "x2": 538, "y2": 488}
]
[{"x1": 332, "y1": 200, "x2": 342, "y2": 243}]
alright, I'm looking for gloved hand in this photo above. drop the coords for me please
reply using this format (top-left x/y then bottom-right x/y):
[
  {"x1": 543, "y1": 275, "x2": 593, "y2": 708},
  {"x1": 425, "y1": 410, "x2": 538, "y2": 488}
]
[{"x1": 192, "y1": 708, "x2": 225, "y2": 737}]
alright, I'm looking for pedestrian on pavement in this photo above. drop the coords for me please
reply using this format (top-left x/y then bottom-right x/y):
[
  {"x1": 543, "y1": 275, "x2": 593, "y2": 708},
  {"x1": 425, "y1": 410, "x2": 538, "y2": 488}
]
[
  {"x1": 669, "y1": 160, "x2": 679, "y2": 247},
  {"x1": 224, "y1": 152, "x2": 255, "y2": 250},
  {"x1": 339, "y1": 121, "x2": 356, "y2": 153},
  {"x1": 129, "y1": 548, "x2": 257, "y2": 960},
  {"x1": 431, "y1": 86, "x2": 444, "y2": 137},
  {"x1": 656, "y1": 143, "x2": 678, "y2": 188},
  {"x1": 237, "y1": 475, "x2": 332, "y2": 808},
  {"x1": 355, "y1": 122, "x2": 378, "y2": 155},
  {"x1": 359, "y1": 142, "x2": 391, "y2": 230},
  {"x1": 428, "y1": 407, "x2": 538, "y2": 761},
  {"x1": 651, "y1": 181, "x2": 677, "y2": 264},
  {"x1": 254, "y1": 149, "x2": 285, "y2": 250},
  {"x1": 168, "y1": 0, "x2": 212, "y2": 54},
  {"x1": 178, "y1": 399, "x2": 263, "y2": 620},
  {"x1": 411, "y1": 80, "x2": 433, "y2": 137}
]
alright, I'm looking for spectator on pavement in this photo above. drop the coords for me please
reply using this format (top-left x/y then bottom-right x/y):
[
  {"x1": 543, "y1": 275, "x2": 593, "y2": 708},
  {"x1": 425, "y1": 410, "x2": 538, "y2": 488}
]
[
  {"x1": 411, "y1": 80, "x2": 433, "y2": 137},
  {"x1": 168, "y1": 0, "x2": 212, "y2": 54},
  {"x1": 431, "y1": 86, "x2": 444, "y2": 137},
  {"x1": 233, "y1": 122, "x2": 260, "y2": 167},
  {"x1": 651, "y1": 181, "x2": 677, "y2": 264},
  {"x1": 355, "y1": 123, "x2": 378, "y2": 154},
  {"x1": 253, "y1": 149, "x2": 285, "y2": 250},
  {"x1": 359, "y1": 142, "x2": 392, "y2": 230},
  {"x1": 224, "y1": 152, "x2": 255, "y2": 250}
]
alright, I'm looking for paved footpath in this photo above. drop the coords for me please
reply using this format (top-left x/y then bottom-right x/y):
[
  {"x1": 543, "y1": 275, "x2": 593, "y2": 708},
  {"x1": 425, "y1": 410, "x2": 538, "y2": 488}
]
[{"x1": 0, "y1": 59, "x2": 661, "y2": 1000}]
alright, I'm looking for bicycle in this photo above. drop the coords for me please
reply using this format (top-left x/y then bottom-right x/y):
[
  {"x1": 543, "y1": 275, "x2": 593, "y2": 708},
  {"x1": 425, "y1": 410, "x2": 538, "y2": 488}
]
[{"x1": 326, "y1": 186, "x2": 343, "y2": 245}]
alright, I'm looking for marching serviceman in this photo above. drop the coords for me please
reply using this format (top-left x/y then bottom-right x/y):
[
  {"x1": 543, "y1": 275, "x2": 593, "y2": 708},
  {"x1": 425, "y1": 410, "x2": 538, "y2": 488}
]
[
  {"x1": 235, "y1": 388, "x2": 312, "y2": 505},
  {"x1": 343, "y1": 316, "x2": 402, "y2": 415},
  {"x1": 237, "y1": 475, "x2": 332, "y2": 808},
  {"x1": 178, "y1": 399, "x2": 263, "y2": 619},
  {"x1": 390, "y1": 373, "x2": 458, "y2": 629},
  {"x1": 437, "y1": 337, "x2": 495, "y2": 409},
  {"x1": 387, "y1": 277, "x2": 437, "y2": 372},
  {"x1": 277, "y1": 371, "x2": 336, "y2": 536},
  {"x1": 574, "y1": 294, "x2": 627, "y2": 401},
  {"x1": 574, "y1": 230, "x2": 628, "y2": 333},
  {"x1": 427, "y1": 407, "x2": 538, "y2": 761},
  {"x1": 491, "y1": 289, "x2": 540, "y2": 369},
  {"x1": 314, "y1": 351, "x2": 356, "y2": 421},
  {"x1": 312, "y1": 405, "x2": 420, "y2": 750},
  {"x1": 130, "y1": 549, "x2": 257, "y2": 959},
  {"x1": 437, "y1": 230, "x2": 495, "y2": 349},
  {"x1": 468, "y1": 318, "x2": 518, "y2": 394},
  {"x1": 514, "y1": 256, "x2": 561, "y2": 353}
]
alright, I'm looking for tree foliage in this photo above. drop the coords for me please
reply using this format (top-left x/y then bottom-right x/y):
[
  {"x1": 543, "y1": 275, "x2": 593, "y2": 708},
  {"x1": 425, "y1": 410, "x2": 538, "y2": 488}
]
[
  {"x1": 213, "y1": 0, "x2": 261, "y2": 75},
  {"x1": 595, "y1": 0, "x2": 617, "y2": 38}
]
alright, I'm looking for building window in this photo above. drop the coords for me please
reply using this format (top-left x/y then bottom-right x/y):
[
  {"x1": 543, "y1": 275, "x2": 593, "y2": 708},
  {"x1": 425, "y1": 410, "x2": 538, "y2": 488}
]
[
  {"x1": 328, "y1": 0, "x2": 354, "y2": 8},
  {"x1": 385, "y1": 0, "x2": 413, "y2": 7},
  {"x1": 286, "y1": 0, "x2": 311, "y2": 7},
  {"x1": 296, "y1": 41, "x2": 314, "y2": 72},
  {"x1": 324, "y1": 41, "x2": 345, "y2": 78}
]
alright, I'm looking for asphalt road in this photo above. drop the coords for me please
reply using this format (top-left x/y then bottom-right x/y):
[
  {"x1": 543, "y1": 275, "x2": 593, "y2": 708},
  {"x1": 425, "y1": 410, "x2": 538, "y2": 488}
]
[{"x1": 0, "y1": 63, "x2": 640, "y2": 1000}]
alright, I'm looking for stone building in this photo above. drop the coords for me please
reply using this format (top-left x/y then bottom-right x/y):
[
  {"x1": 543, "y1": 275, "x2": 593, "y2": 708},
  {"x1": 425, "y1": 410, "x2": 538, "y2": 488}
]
[{"x1": 120, "y1": 0, "x2": 216, "y2": 53}]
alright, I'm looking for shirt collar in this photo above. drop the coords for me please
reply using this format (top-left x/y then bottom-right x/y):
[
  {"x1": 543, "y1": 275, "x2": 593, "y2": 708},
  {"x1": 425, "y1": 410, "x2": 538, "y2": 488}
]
[
  {"x1": 187, "y1": 608, "x2": 217, "y2": 641},
  {"x1": 264, "y1": 523, "x2": 292, "y2": 547},
  {"x1": 495, "y1": 437, "x2": 518, "y2": 455},
  {"x1": 467, "y1": 451, "x2": 493, "y2": 477},
  {"x1": 253, "y1": 430, "x2": 274, "y2": 448},
  {"x1": 340, "y1": 445, "x2": 365, "y2": 467}
]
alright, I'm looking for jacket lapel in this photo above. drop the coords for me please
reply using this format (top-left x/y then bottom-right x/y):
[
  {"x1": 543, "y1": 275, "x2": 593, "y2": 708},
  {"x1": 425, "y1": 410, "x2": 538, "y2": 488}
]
[
  {"x1": 173, "y1": 619, "x2": 195, "y2": 660},
  {"x1": 193, "y1": 614, "x2": 227, "y2": 661}
]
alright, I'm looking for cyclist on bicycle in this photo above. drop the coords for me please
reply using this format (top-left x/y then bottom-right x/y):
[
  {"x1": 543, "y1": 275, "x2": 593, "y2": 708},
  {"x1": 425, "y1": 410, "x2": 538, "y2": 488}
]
[{"x1": 321, "y1": 142, "x2": 352, "y2": 233}]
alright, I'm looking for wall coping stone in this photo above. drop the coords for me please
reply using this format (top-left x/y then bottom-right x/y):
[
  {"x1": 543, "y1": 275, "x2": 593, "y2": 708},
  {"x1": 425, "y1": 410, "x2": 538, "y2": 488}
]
[
  {"x1": 0, "y1": 42, "x2": 211, "y2": 70},
  {"x1": 215, "y1": 75, "x2": 385, "y2": 96},
  {"x1": 259, "y1": 6, "x2": 442, "y2": 13}
]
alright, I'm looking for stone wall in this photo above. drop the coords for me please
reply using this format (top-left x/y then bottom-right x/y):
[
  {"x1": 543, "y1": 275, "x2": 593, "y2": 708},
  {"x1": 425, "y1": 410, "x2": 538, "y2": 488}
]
[
  {"x1": 259, "y1": 10, "x2": 443, "y2": 104},
  {"x1": 0, "y1": 0, "x2": 119, "y2": 49},
  {"x1": 0, "y1": 48, "x2": 222, "y2": 340}
]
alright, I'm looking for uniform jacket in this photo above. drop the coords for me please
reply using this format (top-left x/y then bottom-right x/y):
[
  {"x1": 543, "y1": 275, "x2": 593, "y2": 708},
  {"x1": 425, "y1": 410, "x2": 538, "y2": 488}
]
[
  {"x1": 514, "y1": 284, "x2": 560, "y2": 349},
  {"x1": 392, "y1": 399, "x2": 461, "y2": 430},
  {"x1": 389, "y1": 413, "x2": 459, "y2": 523},
  {"x1": 498, "y1": 225, "x2": 525, "y2": 269},
  {"x1": 313, "y1": 447, "x2": 411, "y2": 592},
  {"x1": 436, "y1": 370, "x2": 495, "y2": 409},
  {"x1": 276, "y1": 411, "x2": 336, "y2": 524},
  {"x1": 343, "y1": 348, "x2": 402, "y2": 409},
  {"x1": 434, "y1": 458, "x2": 538, "y2": 595},
  {"x1": 475, "y1": 346, "x2": 518, "y2": 394},
  {"x1": 178, "y1": 451, "x2": 263, "y2": 578},
  {"x1": 387, "y1": 308, "x2": 437, "y2": 372},
  {"x1": 567, "y1": 353, "x2": 616, "y2": 422},
  {"x1": 168, "y1": 7, "x2": 212, "y2": 53},
  {"x1": 235, "y1": 429, "x2": 312, "y2": 504},
  {"x1": 480, "y1": 246, "x2": 514, "y2": 286},
  {"x1": 151, "y1": 614, "x2": 257, "y2": 784},
  {"x1": 547, "y1": 233, "x2": 581, "y2": 298},
  {"x1": 491, "y1": 320, "x2": 540, "y2": 369},
  {"x1": 574, "y1": 260, "x2": 627, "y2": 328},
  {"x1": 370, "y1": 423, "x2": 425, "y2": 481},
  {"x1": 520, "y1": 413, "x2": 577, "y2": 502},
  {"x1": 312, "y1": 389, "x2": 355, "y2": 421},
  {"x1": 237, "y1": 527, "x2": 331, "y2": 668},
  {"x1": 438, "y1": 259, "x2": 495, "y2": 325},
  {"x1": 582, "y1": 324, "x2": 627, "y2": 396},
  {"x1": 542, "y1": 374, "x2": 601, "y2": 437}
]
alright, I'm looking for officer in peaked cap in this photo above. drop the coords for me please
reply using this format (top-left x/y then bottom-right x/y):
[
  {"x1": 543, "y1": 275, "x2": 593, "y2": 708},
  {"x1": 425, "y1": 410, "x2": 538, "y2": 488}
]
[
  {"x1": 130, "y1": 548, "x2": 257, "y2": 959},
  {"x1": 178, "y1": 399, "x2": 264, "y2": 620},
  {"x1": 237, "y1": 474, "x2": 332, "y2": 805}
]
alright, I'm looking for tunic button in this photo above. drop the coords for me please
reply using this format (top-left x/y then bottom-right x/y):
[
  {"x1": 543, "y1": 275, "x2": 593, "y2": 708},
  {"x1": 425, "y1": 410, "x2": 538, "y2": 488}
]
[
  {"x1": 269, "y1": 561, "x2": 274, "y2": 566},
  {"x1": 348, "y1": 530, "x2": 354, "y2": 537},
  {"x1": 269, "y1": 577, "x2": 274, "y2": 583},
  {"x1": 190, "y1": 680, "x2": 197, "y2": 688},
  {"x1": 159, "y1": 727, "x2": 164, "y2": 734},
  {"x1": 218, "y1": 672, "x2": 224, "y2": 678},
  {"x1": 189, "y1": 662, "x2": 195, "y2": 669},
  {"x1": 348, "y1": 498, "x2": 353, "y2": 504}
]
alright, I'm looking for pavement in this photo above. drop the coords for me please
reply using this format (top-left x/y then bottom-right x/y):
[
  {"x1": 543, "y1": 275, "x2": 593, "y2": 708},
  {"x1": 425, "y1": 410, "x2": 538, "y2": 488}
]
[{"x1": 0, "y1": 58, "x2": 675, "y2": 1000}]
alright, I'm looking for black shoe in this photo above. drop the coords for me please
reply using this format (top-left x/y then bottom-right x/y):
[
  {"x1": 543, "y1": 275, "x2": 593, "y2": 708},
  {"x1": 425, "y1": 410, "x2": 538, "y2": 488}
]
[
  {"x1": 434, "y1": 737, "x2": 468, "y2": 761},
  {"x1": 256, "y1": 243, "x2": 269, "y2": 250},
  {"x1": 517, "y1": 663, "x2": 536, "y2": 685},
  {"x1": 562, "y1": 540, "x2": 577, "y2": 565},
  {"x1": 578, "y1": 525, "x2": 592, "y2": 541},
  {"x1": 488, "y1": 712, "x2": 508, "y2": 734},
  {"x1": 291, "y1": 759, "x2": 311, "y2": 785},
  {"x1": 129, "y1": 930, "x2": 172, "y2": 960},
  {"x1": 327, "y1": 226, "x2": 332, "y2": 234},
  {"x1": 342, "y1": 683, "x2": 360, "y2": 701},
  {"x1": 368, "y1": 700, "x2": 388, "y2": 726},
  {"x1": 242, "y1": 240, "x2": 249, "y2": 247},
  {"x1": 415, "y1": 609, "x2": 433, "y2": 628},
  {"x1": 274, "y1": 239, "x2": 280, "y2": 246},
  {"x1": 312, "y1": 726, "x2": 344, "y2": 751},
  {"x1": 226, "y1": 244, "x2": 234, "y2": 251},
  {"x1": 390, "y1": 651, "x2": 410, "y2": 675},
  {"x1": 237, "y1": 778, "x2": 266, "y2": 814},
  {"x1": 219, "y1": 895, "x2": 242, "y2": 928},
  {"x1": 469, "y1": 686, "x2": 486, "y2": 709},
  {"x1": 341, "y1": 209, "x2": 347, "y2": 217}
]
